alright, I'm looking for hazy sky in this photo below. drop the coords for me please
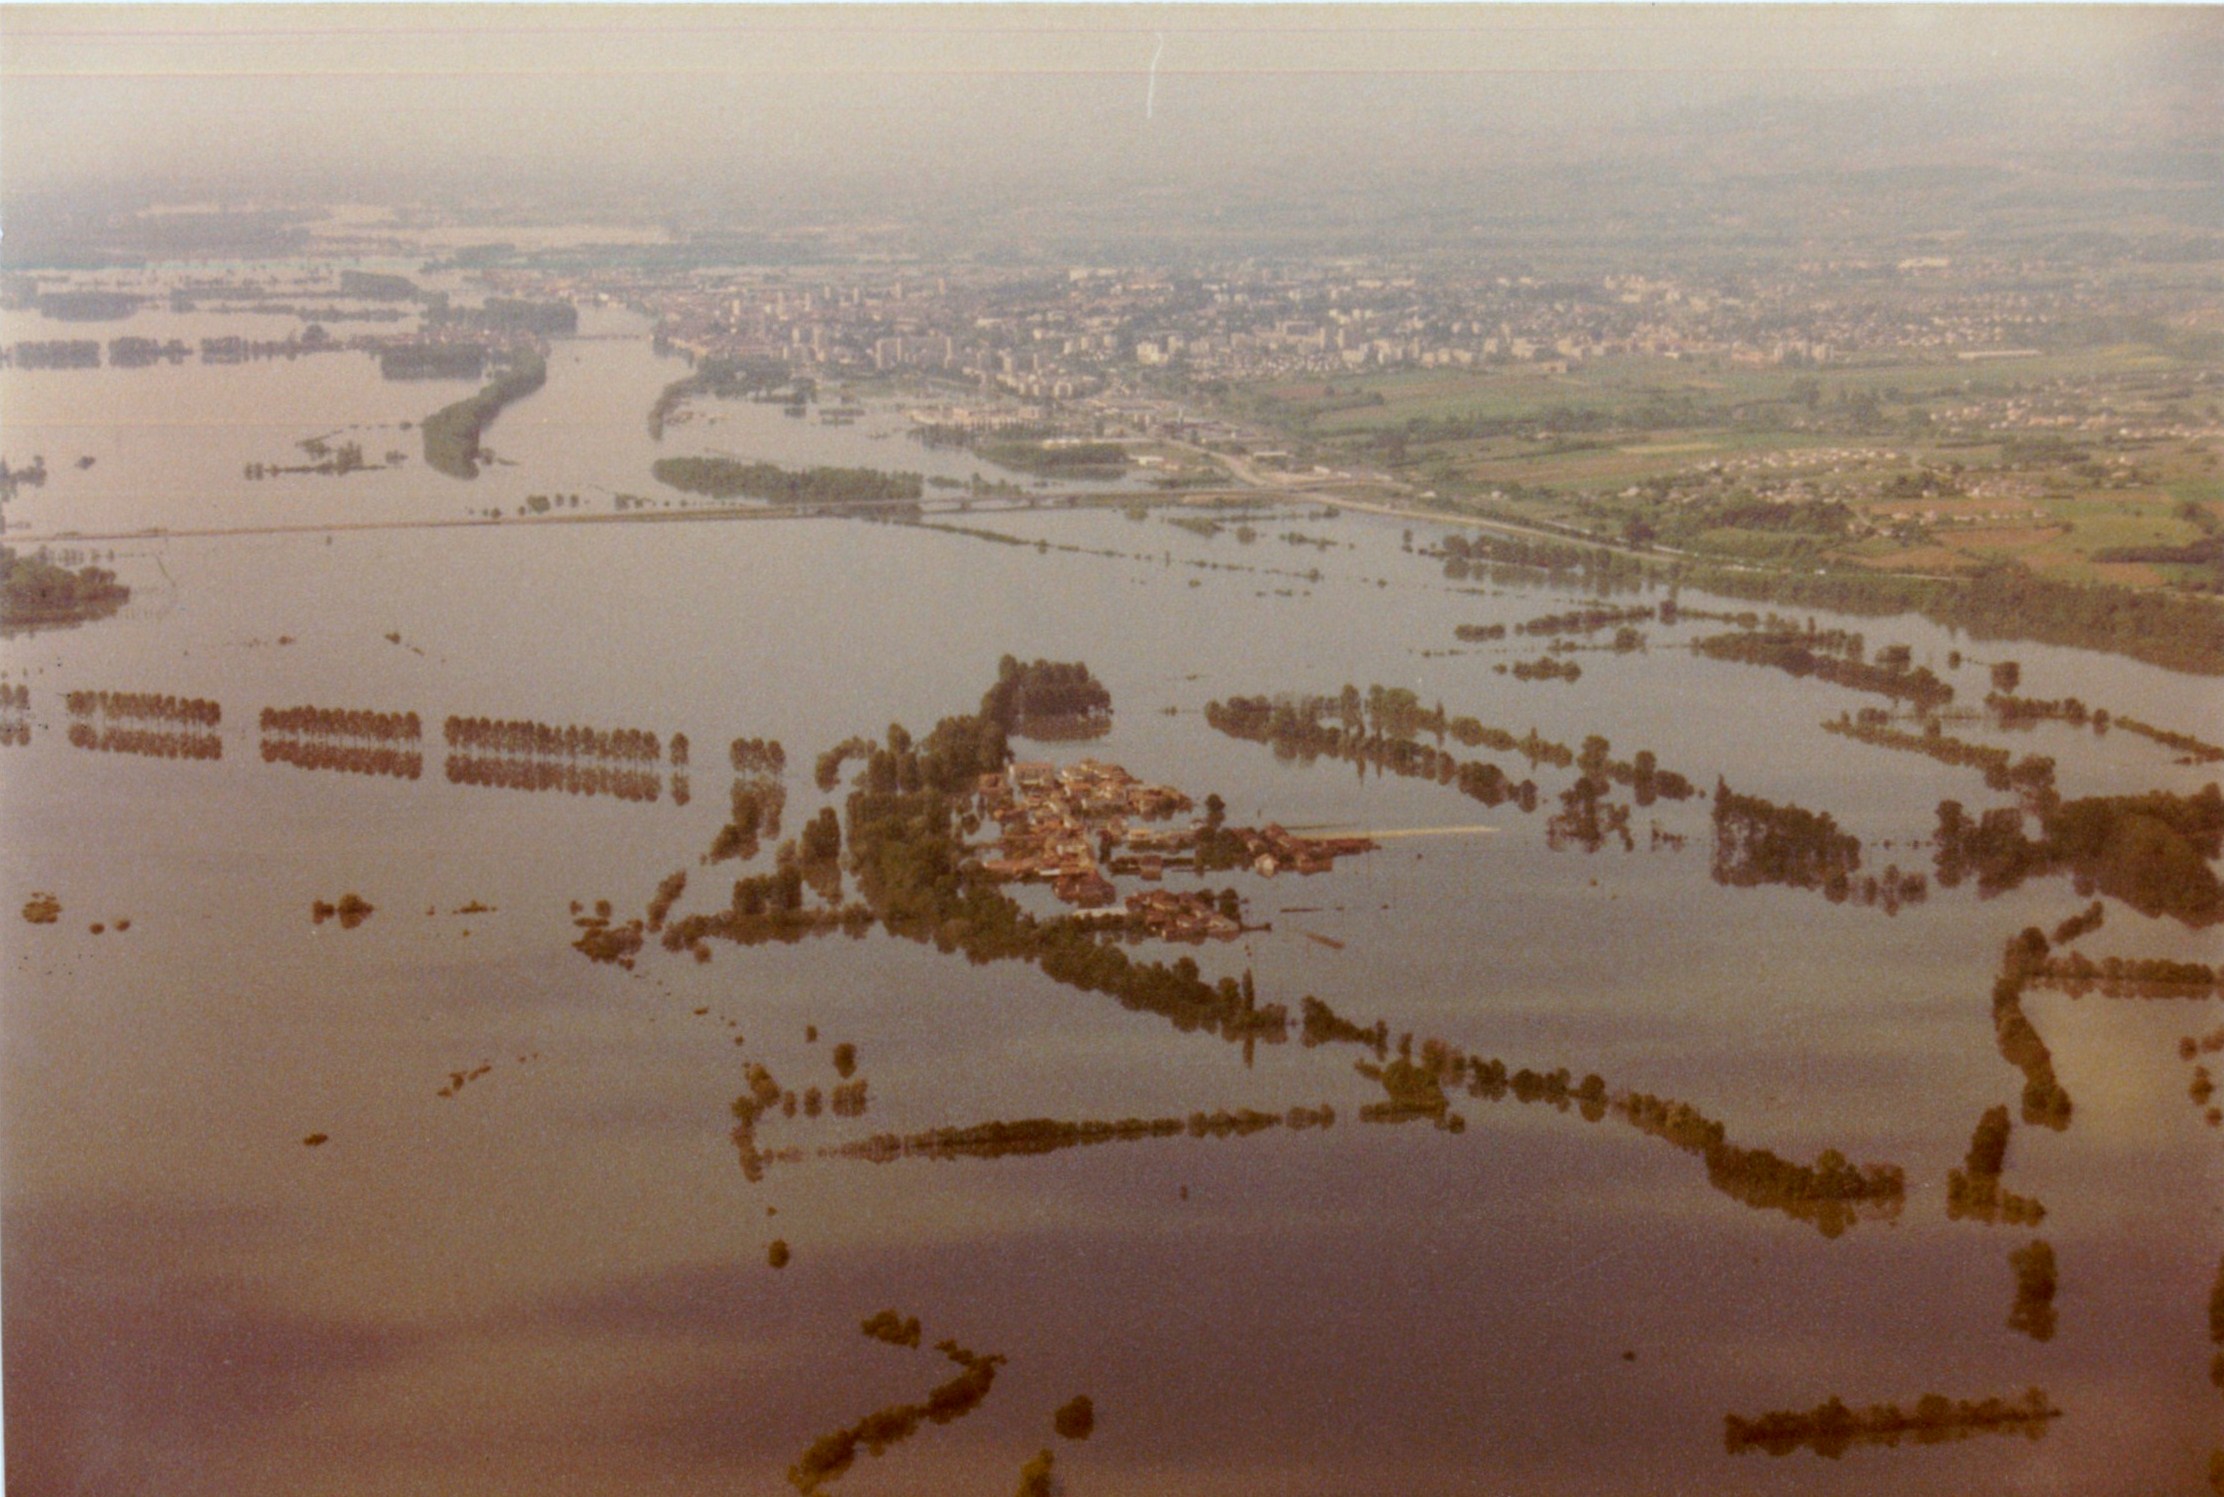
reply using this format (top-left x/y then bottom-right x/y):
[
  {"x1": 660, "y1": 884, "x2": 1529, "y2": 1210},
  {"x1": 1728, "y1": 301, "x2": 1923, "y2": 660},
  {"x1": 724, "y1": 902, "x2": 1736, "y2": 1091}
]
[{"x1": 2, "y1": 6, "x2": 2216, "y2": 227}]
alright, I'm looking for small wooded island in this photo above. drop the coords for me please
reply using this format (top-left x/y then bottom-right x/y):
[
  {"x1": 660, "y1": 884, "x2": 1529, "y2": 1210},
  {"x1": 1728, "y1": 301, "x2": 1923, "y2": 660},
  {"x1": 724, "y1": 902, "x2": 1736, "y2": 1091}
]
[{"x1": 0, "y1": 545, "x2": 129, "y2": 633}]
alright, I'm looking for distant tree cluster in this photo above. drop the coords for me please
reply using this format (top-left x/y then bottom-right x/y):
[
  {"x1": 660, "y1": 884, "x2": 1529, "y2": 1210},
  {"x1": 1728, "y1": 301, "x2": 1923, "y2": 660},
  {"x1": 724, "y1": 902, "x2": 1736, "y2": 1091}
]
[
  {"x1": 1300, "y1": 995, "x2": 1388, "y2": 1055},
  {"x1": 421, "y1": 352, "x2": 547, "y2": 480},
  {"x1": 1723, "y1": 1388, "x2": 2060, "y2": 1459},
  {"x1": 1934, "y1": 784, "x2": 2223, "y2": 925},
  {"x1": 1996, "y1": 929, "x2": 2076, "y2": 1129},
  {"x1": 1987, "y1": 690, "x2": 2100, "y2": 728},
  {"x1": 1619, "y1": 1090, "x2": 1906, "y2": 1236},
  {"x1": 1013, "y1": 1450, "x2": 1056, "y2": 1497},
  {"x1": 571, "y1": 908, "x2": 646, "y2": 968},
  {"x1": 1825, "y1": 711, "x2": 2056, "y2": 800},
  {"x1": 976, "y1": 439, "x2": 1130, "y2": 477},
  {"x1": 0, "y1": 682, "x2": 29, "y2": 747},
  {"x1": 2051, "y1": 900, "x2": 2107, "y2": 946},
  {"x1": 1453, "y1": 622, "x2": 1507, "y2": 642},
  {"x1": 1356, "y1": 1050, "x2": 1470, "y2": 1128},
  {"x1": 712, "y1": 776, "x2": 786, "y2": 863},
  {"x1": 1052, "y1": 1395, "x2": 1095, "y2": 1442},
  {"x1": 441, "y1": 297, "x2": 576, "y2": 336},
  {"x1": 1433, "y1": 527, "x2": 1646, "y2": 585},
  {"x1": 2114, "y1": 716, "x2": 2224, "y2": 766},
  {"x1": 9, "y1": 340, "x2": 101, "y2": 369},
  {"x1": 1946, "y1": 1106, "x2": 2046, "y2": 1226},
  {"x1": 647, "y1": 356, "x2": 792, "y2": 439},
  {"x1": 1711, "y1": 781, "x2": 1864, "y2": 893},
  {"x1": 1663, "y1": 556, "x2": 2224, "y2": 676},
  {"x1": 787, "y1": 1336, "x2": 1006, "y2": 1495},
  {"x1": 1516, "y1": 602, "x2": 1656, "y2": 637},
  {"x1": 979, "y1": 656, "x2": 1113, "y2": 735},
  {"x1": 378, "y1": 344, "x2": 484, "y2": 380},
  {"x1": 644, "y1": 870, "x2": 688, "y2": 932},
  {"x1": 1547, "y1": 772, "x2": 1632, "y2": 853},
  {"x1": 310, "y1": 893, "x2": 375, "y2": 930},
  {"x1": 861, "y1": 1310, "x2": 922, "y2": 1349},
  {"x1": 66, "y1": 690, "x2": 218, "y2": 726},
  {"x1": 0, "y1": 545, "x2": 123, "y2": 633},
  {"x1": 443, "y1": 716, "x2": 660, "y2": 762},
  {"x1": 1204, "y1": 693, "x2": 1542, "y2": 811},
  {"x1": 651, "y1": 455, "x2": 923, "y2": 509},
  {"x1": 2007, "y1": 1239, "x2": 2058, "y2": 1342},
  {"x1": 106, "y1": 337, "x2": 191, "y2": 368},
  {"x1": 730, "y1": 736, "x2": 787, "y2": 774},
  {"x1": 339, "y1": 270, "x2": 420, "y2": 301},
  {"x1": 815, "y1": 737, "x2": 878, "y2": 791},
  {"x1": 2209, "y1": 1254, "x2": 2224, "y2": 1392},
  {"x1": 1506, "y1": 655, "x2": 1582, "y2": 683},
  {"x1": 1692, "y1": 627, "x2": 1953, "y2": 709}
]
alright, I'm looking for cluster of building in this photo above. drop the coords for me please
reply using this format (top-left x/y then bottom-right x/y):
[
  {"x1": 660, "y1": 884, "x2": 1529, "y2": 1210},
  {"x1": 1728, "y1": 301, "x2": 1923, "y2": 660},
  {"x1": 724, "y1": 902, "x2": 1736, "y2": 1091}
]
[
  {"x1": 542, "y1": 255, "x2": 2147, "y2": 403},
  {"x1": 1216, "y1": 822, "x2": 1378, "y2": 878},
  {"x1": 971, "y1": 757, "x2": 1377, "y2": 940},
  {"x1": 975, "y1": 758, "x2": 1193, "y2": 908},
  {"x1": 1110, "y1": 889, "x2": 1244, "y2": 942}
]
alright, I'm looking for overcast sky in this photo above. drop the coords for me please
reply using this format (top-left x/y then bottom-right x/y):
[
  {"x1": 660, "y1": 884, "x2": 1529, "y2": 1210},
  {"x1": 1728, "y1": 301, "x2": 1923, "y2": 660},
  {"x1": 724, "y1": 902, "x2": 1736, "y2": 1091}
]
[{"x1": 2, "y1": 6, "x2": 2216, "y2": 225}]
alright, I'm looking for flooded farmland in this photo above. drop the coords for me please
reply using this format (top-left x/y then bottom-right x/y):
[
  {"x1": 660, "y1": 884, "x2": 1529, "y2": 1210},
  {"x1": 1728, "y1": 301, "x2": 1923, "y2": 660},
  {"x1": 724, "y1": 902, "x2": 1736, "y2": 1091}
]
[{"x1": 3, "y1": 286, "x2": 2219, "y2": 1496}]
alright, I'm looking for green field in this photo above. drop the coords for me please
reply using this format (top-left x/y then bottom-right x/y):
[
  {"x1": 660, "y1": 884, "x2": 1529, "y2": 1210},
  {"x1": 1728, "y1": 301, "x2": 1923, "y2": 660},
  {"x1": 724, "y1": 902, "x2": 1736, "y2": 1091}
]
[{"x1": 1228, "y1": 337, "x2": 2221, "y2": 592}]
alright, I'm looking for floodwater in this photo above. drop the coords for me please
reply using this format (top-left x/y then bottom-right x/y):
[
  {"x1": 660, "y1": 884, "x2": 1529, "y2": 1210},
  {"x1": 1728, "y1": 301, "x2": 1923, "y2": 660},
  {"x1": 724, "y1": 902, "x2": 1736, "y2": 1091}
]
[{"x1": 3, "y1": 291, "x2": 2220, "y2": 1496}]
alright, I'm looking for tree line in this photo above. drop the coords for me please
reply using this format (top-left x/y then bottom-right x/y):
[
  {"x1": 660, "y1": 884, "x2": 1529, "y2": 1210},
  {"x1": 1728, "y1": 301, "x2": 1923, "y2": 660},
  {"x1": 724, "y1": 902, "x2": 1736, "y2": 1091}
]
[
  {"x1": 647, "y1": 356, "x2": 792, "y2": 440},
  {"x1": 1691, "y1": 627, "x2": 1954, "y2": 709},
  {"x1": 787, "y1": 1330, "x2": 1006, "y2": 1496},
  {"x1": 65, "y1": 689, "x2": 218, "y2": 726},
  {"x1": 1995, "y1": 928, "x2": 2076, "y2": 1129},
  {"x1": 731, "y1": 736, "x2": 787, "y2": 774},
  {"x1": 1514, "y1": 602, "x2": 1657, "y2": 637},
  {"x1": 67, "y1": 723, "x2": 222, "y2": 760},
  {"x1": 1506, "y1": 655, "x2": 1583, "y2": 683},
  {"x1": 1935, "y1": 783, "x2": 2223, "y2": 926},
  {"x1": 2025, "y1": 949, "x2": 2219, "y2": 999},
  {"x1": 1669, "y1": 557, "x2": 2224, "y2": 677},
  {"x1": 1723, "y1": 1388, "x2": 2060, "y2": 1459},
  {"x1": 444, "y1": 755, "x2": 660, "y2": 802},
  {"x1": 262, "y1": 705, "x2": 420, "y2": 741},
  {"x1": 1297, "y1": 1004, "x2": 1907, "y2": 1237},
  {"x1": 421, "y1": 351, "x2": 547, "y2": 480},
  {"x1": 263, "y1": 739, "x2": 422, "y2": 780},
  {"x1": 1204, "y1": 694, "x2": 1541, "y2": 812},
  {"x1": 1824, "y1": 710, "x2": 2057, "y2": 800},
  {"x1": 1945, "y1": 1105, "x2": 2046, "y2": 1226},
  {"x1": 443, "y1": 715, "x2": 662, "y2": 763},
  {"x1": 651, "y1": 455, "x2": 924, "y2": 509}
]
